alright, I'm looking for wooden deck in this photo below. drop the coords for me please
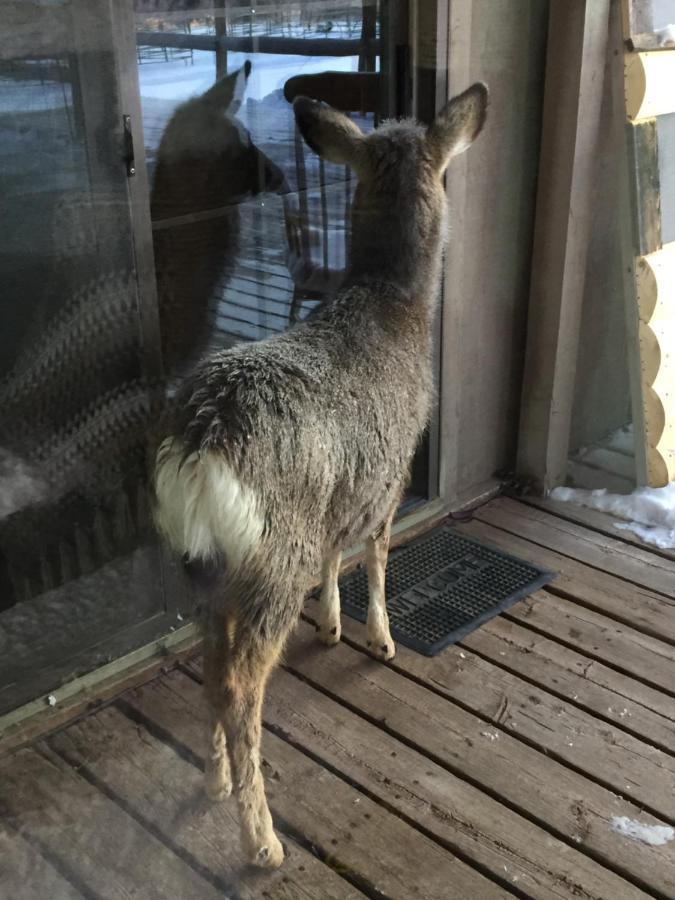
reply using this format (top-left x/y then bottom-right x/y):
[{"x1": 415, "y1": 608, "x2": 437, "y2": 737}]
[{"x1": 2, "y1": 497, "x2": 674, "y2": 899}]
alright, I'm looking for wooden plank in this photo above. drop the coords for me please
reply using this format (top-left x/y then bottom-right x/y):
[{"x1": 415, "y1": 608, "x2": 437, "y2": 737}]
[
  {"x1": 135, "y1": 32, "x2": 380, "y2": 58},
  {"x1": 178, "y1": 662, "x2": 645, "y2": 900},
  {"x1": 516, "y1": 0, "x2": 611, "y2": 491},
  {"x1": 631, "y1": 118, "x2": 662, "y2": 254},
  {"x1": 273, "y1": 625, "x2": 673, "y2": 897},
  {"x1": 520, "y1": 495, "x2": 675, "y2": 562},
  {"x1": 218, "y1": 296, "x2": 288, "y2": 329},
  {"x1": 235, "y1": 266, "x2": 294, "y2": 293},
  {"x1": 476, "y1": 497, "x2": 675, "y2": 600},
  {"x1": 453, "y1": 517, "x2": 675, "y2": 647},
  {"x1": 49, "y1": 703, "x2": 361, "y2": 900},
  {"x1": 0, "y1": 826, "x2": 84, "y2": 900},
  {"x1": 506, "y1": 592, "x2": 675, "y2": 692},
  {"x1": 0, "y1": 745, "x2": 224, "y2": 899},
  {"x1": 297, "y1": 615, "x2": 675, "y2": 820},
  {"x1": 237, "y1": 272, "x2": 293, "y2": 298},
  {"x1": 125, "y1": 672, "x2": 506, "y2": 900},
  {"x1": 462, "y1": 616, "x2": 675, "y2": 752},
  {"x1": 226, "y1": 278, "x2": 292, "y2": 316},
  {"x1": 215, "y1": 312, "x2": 270, "y2": 343},
  {"x1": 134, "y1": 0, "x2": 291, "y2": 14},
  {"x1": 266, "y1": 677, "x2": 652, "y2": 900},
  {"x1": 239, "y1": 258, "x2": 294, "y2": 279}
]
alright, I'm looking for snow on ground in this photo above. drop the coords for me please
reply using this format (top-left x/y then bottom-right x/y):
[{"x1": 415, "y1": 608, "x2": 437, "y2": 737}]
[
  {"x1": 2, "y1": 49, "x2": 361, "y2": 156},
  {"x1": 611, "y1": 817, "x2": 674, "y2": 846},
  {"x1": 138, "y1": 49, "x2": 360, "y2": 150},
  {"x1": 0, "y1": 449, "x2": 49, "y2": 519},
  {"x1": 604, "y1": 423, "x2": 634, "y2": 456},
  {"x1": 138, "y1": 49, "x2": 360, "y2": 105},
  {"x1": 0, "y1": 78, "x2": 74, "y2": 114},
  {"x1": 656, "y1": 24, "x2": 675, "y2": 46},
  {"x1": 550, "y1": 482, "x2": 675, "y2": 549}
]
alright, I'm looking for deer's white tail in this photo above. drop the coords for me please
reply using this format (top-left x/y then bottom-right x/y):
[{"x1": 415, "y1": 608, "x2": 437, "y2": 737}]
[{"x1": 154, "y1": 438, "x2": 263, "y2": 568}]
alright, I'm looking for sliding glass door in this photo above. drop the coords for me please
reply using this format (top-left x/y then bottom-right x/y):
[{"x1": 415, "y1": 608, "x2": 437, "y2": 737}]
[
  {"x1": 0, "y1": 0, "x2": 441, "y2": 713},
  {"x1": 0, "y1": 0, "x2": 174, "y2": 712}
]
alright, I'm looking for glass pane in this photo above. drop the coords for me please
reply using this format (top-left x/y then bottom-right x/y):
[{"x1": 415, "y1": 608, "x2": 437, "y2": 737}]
[
  {"x1": 135, "y1": 0, "x2": 430, "y2": 504},
  {"x1": 648, "y1": 0, "x2": 675, "y2": 30},
  {"x1": 0, "y1": 1, "x2": 167, "y2": 712},
  {"x1": 626, "y1": 0, "x2": 675, "y2": 34}
]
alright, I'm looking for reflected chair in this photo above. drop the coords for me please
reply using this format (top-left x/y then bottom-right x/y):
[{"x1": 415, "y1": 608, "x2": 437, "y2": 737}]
[{"x1": 282, "y1": 71, "x2": 379, "y2": 323}]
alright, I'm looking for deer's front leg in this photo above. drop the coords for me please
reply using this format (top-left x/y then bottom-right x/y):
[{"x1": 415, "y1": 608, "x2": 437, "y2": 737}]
[
  {"x1": 366, "y1": 513, "x2": 395, "y2": 661},
  {"x1": 316, "y1": 550, "x2": 342, "y2": 645}
]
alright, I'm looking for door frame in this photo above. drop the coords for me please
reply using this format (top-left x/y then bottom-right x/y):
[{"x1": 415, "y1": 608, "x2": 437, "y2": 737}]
[{"x1": 515, "y1": 0, "x2": 614, "y2": 493}]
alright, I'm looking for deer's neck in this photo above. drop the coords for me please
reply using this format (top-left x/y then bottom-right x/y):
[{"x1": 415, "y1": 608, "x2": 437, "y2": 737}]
[{"x1": 346, "y1": 199, "x2": 446, "y2": 309}]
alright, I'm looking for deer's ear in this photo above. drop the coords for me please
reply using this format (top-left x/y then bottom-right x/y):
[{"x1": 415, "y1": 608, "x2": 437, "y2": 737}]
[
  {"x1": 426, "y1": 82, "x2": 488, "y2": 172},
  {"x1": 293, "y1": 97, "x2": 366, "y2": 169},
  {"x1": 204, "y1": 61, "x2": 251, "y2": 112}
]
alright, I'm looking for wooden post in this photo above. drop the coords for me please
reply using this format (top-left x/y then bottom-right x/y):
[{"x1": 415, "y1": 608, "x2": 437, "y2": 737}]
[
  {"x1": 516, "y1": 0, "x2": 611, "y2": 493},
  {"x1": 436, "y1": 0, "x2": 472, "y2": 506},
  {"x1": 380, "y1": 0, "x2": 409, "y2": 118},
  {"x1": 214, "y1": 1, "x2": 228, "y2": 81},
  {"x1": 438, "y1": 0, "x2": 549, "y2": 509},
  {"x1": 358, "y1": 0, "x2": 377, "y2": 72}
]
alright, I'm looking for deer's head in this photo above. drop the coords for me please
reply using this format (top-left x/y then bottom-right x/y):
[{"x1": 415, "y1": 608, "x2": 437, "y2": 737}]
[{"x1": 153, "y1": 61, "x2": 286, "y2": 217}]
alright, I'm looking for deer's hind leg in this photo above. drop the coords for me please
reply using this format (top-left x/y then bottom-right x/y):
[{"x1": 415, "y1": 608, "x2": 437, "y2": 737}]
[
  {"x1": 315, "y1": 549, "x2": 342, "y2": 645},
  {"x1": 220, "y1": 603, "x2": 296, "y2": 869},
  {"x1": 366, "y1": 506, "x2": 396, "y2": 661},
  {"x1": 203, "y1": 612, "x2": 233, "y2": 801}
]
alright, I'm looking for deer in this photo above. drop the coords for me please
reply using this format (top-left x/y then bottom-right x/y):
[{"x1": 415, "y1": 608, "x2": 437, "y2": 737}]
[
  {"x1": 151, "y1": 61, "x2": 286, "y2": 374},
  {"x1": 153, "y1": 83, "x2": 488, "y2": 869}
]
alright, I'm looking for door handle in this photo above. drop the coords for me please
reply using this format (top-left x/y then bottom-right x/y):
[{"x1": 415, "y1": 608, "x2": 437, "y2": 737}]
[{"x1": 123, "y1": 114, "x2": 136, "y2": 177}]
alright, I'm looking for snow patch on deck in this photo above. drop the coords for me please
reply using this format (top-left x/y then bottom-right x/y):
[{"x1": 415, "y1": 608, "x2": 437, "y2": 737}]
[
  {"x1": 611, "y1": 817, "x2": 674, "y2": 846},
  {"x1": 550, "y1": 483, "x2": 675, "y2": 549}
]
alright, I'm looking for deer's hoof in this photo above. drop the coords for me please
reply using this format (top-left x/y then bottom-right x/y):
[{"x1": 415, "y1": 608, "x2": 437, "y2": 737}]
[
  {"x1": 367, "y1": 636, "x2": 396, "y2": 661},
  {"x1": 316, "y1": 620, "x2": 341, "y2": 646},
  {"x1": 204, "y1": 771, "x2": 232, "y2": 802},
  {"x1": 251, "y1": 833, "x2": 285, "y2": 869}
]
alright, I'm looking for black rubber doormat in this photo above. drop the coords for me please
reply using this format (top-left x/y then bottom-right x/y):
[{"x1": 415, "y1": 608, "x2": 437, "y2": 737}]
[{"x1": 336, "y1": 526, "x2": 553, "y2": 656}]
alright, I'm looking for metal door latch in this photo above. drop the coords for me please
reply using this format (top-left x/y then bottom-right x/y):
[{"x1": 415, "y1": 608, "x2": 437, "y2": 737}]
[{"x1": 123, "y1": 114, "x2": 136, "y2": 177}]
